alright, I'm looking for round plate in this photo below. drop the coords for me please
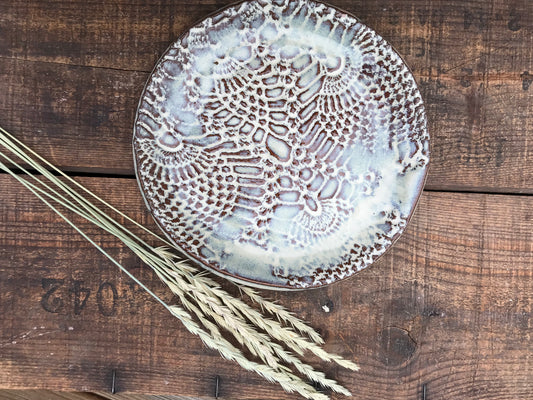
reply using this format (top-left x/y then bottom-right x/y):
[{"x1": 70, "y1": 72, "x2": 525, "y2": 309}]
[{"x1": 133, "y1": 0, "x2": 430, "y2": 289}]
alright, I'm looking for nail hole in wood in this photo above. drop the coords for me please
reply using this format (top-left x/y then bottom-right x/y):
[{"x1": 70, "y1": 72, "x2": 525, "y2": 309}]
[
  {"x1": 214, "y1": 375, "x2": 220, "y2": 398},
  {"x1": 111, "y1": 369, "x2": 117, "y2": 394}
]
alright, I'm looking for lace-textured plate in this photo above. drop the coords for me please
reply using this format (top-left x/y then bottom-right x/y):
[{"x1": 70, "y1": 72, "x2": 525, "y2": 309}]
[{"x1": 133, "y1": 0, "x2": 430, "y2": 289}]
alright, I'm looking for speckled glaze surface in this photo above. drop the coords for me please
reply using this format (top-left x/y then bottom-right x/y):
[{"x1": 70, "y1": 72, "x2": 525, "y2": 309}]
[{"x1": 133, "y1": 0, "x2": 430, "y2": 289}]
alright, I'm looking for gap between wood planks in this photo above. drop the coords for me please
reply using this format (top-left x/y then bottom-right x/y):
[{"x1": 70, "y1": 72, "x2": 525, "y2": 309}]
[
  {"x1": 0, "y1": 55, "x2": 152, "y2": 75},
  {"x1": 0, "y1": 168, "x2": 531, "y2": 197},
  {"x1": 0, "y1": 54, "x2": 529, "y2": 85}
]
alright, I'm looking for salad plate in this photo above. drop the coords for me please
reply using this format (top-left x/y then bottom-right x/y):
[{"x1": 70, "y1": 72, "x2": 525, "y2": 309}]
[{"x1": 133, "y1": 0, "x2": 430, "y2": 289}]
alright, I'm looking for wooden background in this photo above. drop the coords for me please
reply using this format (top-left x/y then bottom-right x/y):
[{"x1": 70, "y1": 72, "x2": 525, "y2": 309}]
[{"x1": 0, "y1": 0, "x2": 532, "y2": 399}]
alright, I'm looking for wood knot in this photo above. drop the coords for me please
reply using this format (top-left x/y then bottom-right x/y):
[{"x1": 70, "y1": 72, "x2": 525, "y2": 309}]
[{"x1": 377, "y1": 326, "x2": 417, "y2": 367}]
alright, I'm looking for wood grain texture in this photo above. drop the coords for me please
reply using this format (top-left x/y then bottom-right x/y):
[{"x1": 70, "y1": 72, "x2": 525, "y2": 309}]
[
  {"x1": 0, "y1": 0, "x2": 532, "y2": 399},
  {"x1": 0, "y1": 391, "x2": 102, "y2": 400},
  {"x1": 0, "y1": 174, "x2": 531, "y2": 399},
  {"x1": 0, "y1": 390, "x2": 193, "y2": 400},
  {"x1": 0, "y1": 0, "x2": 532, "y2": 191}
]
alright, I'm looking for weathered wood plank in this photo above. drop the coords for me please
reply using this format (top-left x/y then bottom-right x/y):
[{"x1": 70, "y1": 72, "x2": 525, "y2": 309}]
[
  {"x1": 0, "y1": 175, "x2": 531, "y2": 399},
  {"x1": 1, "y1": 0, "x2": 532, "y2": 75},
  {"x1": 0, "y1": 391, "x2": 102, "y2": 400},
  {"x1": 0, "y1": 1, "x2": 177, "y2": 73},
  {"x1": 0, "y1": 0, "x2": 532, "y2": 192},
  {"x1": 0, "y1": 390, "x2": 193, "y2": 400},
  {"x1": 0, "y1": 57, "x2": 146, "y2": 175}
]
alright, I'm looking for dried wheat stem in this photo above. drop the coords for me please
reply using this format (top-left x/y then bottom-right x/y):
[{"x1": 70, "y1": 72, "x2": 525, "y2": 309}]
[
  {"x1": 152, "y1": 254, "x2": 354, "y2": 395},
  {"x1": 1, "y1": 128, "x2": 333, "y2": 359},
  {"x1": 167, "y1": 294, "x2": 328, "y2": 396},
  {"x1": 115, "y1": 239, "x2": 344, "y2": 395},
  {"x1": 156, "y1": 264, "x2": 287, "y2": 371},
  {"x1": 0, "y1": 128, "x2": 333, "y2": 353},
  {"x1": 157, "y1": 251, "x2": 314, "y2": 349},
  {"x1": 0, "y1": 128, "x2": 359, "y2": 399},
  {"x1": 0, "y1": 159, "x2": 176, "y2": 315},
  {"x1": 0, "y1": 157, "x2": 332, "y2": 399},
  {"x1": 242, "y1": 286, "x2": 325, "y2": 345},
  {"x1": 132, "y1": 246, "x2": 353, "y2": 395},
  {"x1": 169, "y1": 305, "x2": 330, "y2": 400},
  {"x1": 0, "y1": 126, "x2": 171, "y2": 246},
  {"x1": 157, "y1": 249, "x2": 358, "y2": 372}
]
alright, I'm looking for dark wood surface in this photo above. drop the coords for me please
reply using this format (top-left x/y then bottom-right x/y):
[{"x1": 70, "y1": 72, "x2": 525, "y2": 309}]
[
  {"x1": 0, "y1": 0, "x2": 531, "y2": 192},
  {"x1": 0, "y1": 390, "x2": 190, "y2": 400},
  {"x1": 0, "y1": 1, "x2": 532, "y2": 400}
]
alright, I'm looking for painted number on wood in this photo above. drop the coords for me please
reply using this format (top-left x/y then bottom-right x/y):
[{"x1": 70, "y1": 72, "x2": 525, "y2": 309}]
[
  {"x1": 41, "y1": 278, "x2": 64, "y2": 313},
  {"x1": 97, "y1": 281, "x2": 118, "y2": 316},
  {"x1": 40, "y1": 278, "x2": 118, "y2": 317}
]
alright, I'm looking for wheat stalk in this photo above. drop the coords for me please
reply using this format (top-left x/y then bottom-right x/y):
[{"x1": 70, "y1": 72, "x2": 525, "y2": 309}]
[
  {"x1": 0, "y1": 126, "x2": 358, "y2": 399},
  {"x1": 0, "y1": 127, "x2": 326, "y2": 345},
  {"x1": 155, "y1": 247, "x2": 358, "y2": 371}
]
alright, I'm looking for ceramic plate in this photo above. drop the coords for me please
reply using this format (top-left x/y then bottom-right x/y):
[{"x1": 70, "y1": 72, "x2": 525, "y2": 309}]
[{"x1": 133, "y1": 0, "x2": 430, "y2": 289}]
